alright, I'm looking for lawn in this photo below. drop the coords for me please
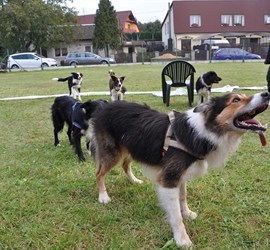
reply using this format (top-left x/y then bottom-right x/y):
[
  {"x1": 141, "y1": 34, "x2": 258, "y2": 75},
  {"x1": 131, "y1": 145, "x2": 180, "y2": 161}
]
[{"x1": 0, "y1": 62, "x2": 270, "y2": 249}]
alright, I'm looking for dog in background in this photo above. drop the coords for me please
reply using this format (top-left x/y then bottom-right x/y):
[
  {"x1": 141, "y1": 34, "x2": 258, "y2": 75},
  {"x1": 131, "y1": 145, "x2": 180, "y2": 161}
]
[
  {"x1": 108, "y1": 69, "x2": 126, "y2": 101},
  {"x1": 88, "y1": 92, "x2": 269, "y2": 248},
  {"x1": 51, "y1": 96, "x2": 108, "y2": 161},
  {"x1": 52, "y1": 72, "x2": 83, "y2": 100},
  {"x1": 196, "y1": 71, "x2": 222, "y2": 105}
]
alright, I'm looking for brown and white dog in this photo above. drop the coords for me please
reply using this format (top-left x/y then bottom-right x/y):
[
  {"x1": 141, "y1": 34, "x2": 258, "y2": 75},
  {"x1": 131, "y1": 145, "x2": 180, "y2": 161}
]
[
  {"x1": 52, "y1": 72, "x2": 83, "y2": 100},
  {"x1": 87, "y1": 92, "x2": 269, "y2": 248},
  {"x1": 108, "y1": 70, "x2": 126, "y2": 101},
  {"x1": 196, "y1": 71, "x2": 222, "y2": 105}
]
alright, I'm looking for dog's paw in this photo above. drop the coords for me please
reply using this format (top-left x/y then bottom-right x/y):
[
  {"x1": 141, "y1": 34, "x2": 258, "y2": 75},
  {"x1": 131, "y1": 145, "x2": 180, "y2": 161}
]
[
  {"x1": 182, "y1": 210, "x2": 197, "y2": 220},
  {"x1": 175, "y1": 235, "x2": 193, "y2": 249},
  {"x1": 132, "y1": 178, "x2": 143, "y2": 184},
  {"x1": 98, "y1": 192, "x2": 111, "y2": 204}
]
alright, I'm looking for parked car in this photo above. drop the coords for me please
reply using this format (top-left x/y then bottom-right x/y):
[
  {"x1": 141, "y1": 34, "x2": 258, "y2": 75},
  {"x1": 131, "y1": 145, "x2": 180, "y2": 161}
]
[
  {"x1": 212, "y1": 48, "x2": 261, "y2": 60},
  {"x1": 64, "y1": 52, "x2": 116, "y2": 66},
  {"x1": 7, "y1": 52, "x2": 57, "y2": 69}
]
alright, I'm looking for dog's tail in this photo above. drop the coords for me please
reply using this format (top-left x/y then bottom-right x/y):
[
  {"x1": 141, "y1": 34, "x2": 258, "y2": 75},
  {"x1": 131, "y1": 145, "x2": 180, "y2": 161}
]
[{"x1": 52, "y1": 77, "x2": 69, "y2": 82}]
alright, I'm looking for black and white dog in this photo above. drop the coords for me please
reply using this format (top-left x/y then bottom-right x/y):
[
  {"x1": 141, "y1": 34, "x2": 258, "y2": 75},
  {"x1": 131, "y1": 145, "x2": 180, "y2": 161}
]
[
  {"x1": 108, "y1": 70, "x2": 126, "y2": 101},
  {"x1": 51, "y1": 96, "x2": 108, "y2": 161},
  {"x1": 88, "y1": 92, "x2": 269, "y2": 248},
  {"x1": 52, "y1": 72, "x2": 83, "y2": 100},
  {"x1": 196, "y1": 71, "x2": 222, "y2": 104}
]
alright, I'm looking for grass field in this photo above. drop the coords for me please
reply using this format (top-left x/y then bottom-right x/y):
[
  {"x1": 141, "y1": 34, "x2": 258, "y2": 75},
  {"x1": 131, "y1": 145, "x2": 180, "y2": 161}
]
[{"x1": 0, "y1": 62, "x2": 270, "y2": 249}]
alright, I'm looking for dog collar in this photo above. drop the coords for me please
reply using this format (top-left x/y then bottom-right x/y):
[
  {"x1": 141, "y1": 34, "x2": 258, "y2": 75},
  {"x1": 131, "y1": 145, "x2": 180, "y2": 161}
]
[
  {"x1": 162, "y1": 111, "x2": 203, "y2": 160},
  {"x1": 200, "y1": 74, "x2": 212, "y2": 88}
]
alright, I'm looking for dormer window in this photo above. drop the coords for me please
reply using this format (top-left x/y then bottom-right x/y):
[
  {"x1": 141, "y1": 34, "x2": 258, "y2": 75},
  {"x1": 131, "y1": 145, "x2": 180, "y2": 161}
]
[
  {"x1": 190, "y1": 15, "x2": 201, "y2": 27},
  {"x1": 234, "y1": 15, "x2": 244, "y2": 26},
  {"x1": 221, "y1": 15, "x2": 232, "y2": 26},
  {"x1": 264, "y1": 14, "x2": 270, "y2": 24}
]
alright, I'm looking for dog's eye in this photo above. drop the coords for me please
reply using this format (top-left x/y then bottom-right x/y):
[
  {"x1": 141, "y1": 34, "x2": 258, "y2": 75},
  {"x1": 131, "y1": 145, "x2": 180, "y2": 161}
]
[{"x1": 232, "y1": 97, "x2": 241, "y2": 103}]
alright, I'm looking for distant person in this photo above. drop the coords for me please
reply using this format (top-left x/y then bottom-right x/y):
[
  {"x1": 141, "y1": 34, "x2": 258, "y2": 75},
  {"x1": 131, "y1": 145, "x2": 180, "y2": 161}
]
[{"x1": 264, "y1": 43, "x2": 270, "y2": 92}]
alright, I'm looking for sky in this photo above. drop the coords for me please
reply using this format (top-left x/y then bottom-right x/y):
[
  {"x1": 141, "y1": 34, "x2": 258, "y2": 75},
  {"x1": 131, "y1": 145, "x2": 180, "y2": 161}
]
[{"x1": 67, "y1": 0, "x2": 169, "y2": 23}]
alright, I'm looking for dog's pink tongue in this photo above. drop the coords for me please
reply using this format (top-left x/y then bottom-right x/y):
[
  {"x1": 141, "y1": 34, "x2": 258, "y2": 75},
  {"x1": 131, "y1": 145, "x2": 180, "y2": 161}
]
[{"x1": 259, "y1": 132, "x2": 267, "y2": 147}]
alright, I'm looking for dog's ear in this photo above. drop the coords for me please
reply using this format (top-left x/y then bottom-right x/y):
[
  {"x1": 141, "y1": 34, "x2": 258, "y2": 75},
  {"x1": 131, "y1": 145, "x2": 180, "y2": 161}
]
[
  {"x1": 193, "y1": 102, "x2": 212, "y2": 113},
  {"x1": 120, "y1": 76, "x2": 125, "y2": 82},
  {"x1": 111, "y1": 75, "x2": 117, "y2": 81}
]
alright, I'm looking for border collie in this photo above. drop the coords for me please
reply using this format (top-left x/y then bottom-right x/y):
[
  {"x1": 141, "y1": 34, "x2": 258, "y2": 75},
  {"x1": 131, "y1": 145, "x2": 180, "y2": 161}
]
[
  {"x1": 88, "y1": 92, "x2": 269, "y2": 248},
  {"x1": 196, "y1": 71, "x2": 222, "y2": 105},
  {"x1": 52, "y1": 72, "x2": 83, "y2": 100},
  {"x1": 51, "y1": 96, "x2": 108, "y2": 161},
  {"x1": 108, "y1": 70, "x2": 126, "y2": 101}
]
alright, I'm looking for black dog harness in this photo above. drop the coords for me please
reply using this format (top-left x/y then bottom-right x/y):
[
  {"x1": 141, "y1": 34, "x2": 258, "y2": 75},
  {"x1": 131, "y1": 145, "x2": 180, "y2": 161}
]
[{"x1": 162, "y1": 111, "x2": 203, "y2": 160}]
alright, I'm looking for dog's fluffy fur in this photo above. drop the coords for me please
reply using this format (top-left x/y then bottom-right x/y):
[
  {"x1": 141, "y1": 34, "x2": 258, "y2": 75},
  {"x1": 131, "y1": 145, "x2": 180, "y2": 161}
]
[
  {"x1": 108, "y1": 70, "x2": 126, "y2": 101},
  {"x1": 52, "y1": 72, "x2": 83, "y2": 100},
  {"x1": 51, "y1": 96, "x2": 107, "y2": 161},
  {"x1": 196, "y1": 71, "x2": 222, "y2": 104},
  {"x1": 88, "y1": 92, "x2": 269, "y2": 247}
]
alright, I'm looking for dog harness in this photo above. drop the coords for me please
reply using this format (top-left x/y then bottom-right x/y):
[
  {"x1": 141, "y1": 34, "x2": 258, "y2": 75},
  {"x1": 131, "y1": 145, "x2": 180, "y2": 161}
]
[
  {"x1": 162, "y1": 111, "x2": 203, "y2": 160},
  {"x1": 72, "y1": 102, "x2": 83, "y2": 129}
]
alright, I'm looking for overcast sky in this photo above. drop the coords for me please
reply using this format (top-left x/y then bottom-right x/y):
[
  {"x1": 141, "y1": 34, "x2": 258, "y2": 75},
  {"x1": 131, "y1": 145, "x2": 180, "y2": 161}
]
[{"x1": 67, "y1": 0, "x2": 169, "y2": 23}]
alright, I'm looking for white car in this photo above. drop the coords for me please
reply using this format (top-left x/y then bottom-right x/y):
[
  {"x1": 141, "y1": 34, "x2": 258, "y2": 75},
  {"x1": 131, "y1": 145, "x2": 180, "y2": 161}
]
[{"x1": 7, "y1": 52, "x2": 57, "y2": 69}]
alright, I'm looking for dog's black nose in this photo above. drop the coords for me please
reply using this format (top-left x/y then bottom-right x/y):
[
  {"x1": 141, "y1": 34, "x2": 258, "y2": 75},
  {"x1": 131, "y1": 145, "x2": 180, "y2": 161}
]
[{"x1": 261, "y1": 92, "x2": 270, "y2": 100}]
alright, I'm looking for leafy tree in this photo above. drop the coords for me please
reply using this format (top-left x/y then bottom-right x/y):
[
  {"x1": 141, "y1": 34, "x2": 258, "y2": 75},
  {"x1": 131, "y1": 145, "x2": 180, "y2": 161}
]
[
  {"x1": 93, "y1": 0, "x2": 120, "y2": 56},
  {"x1": 138, "y1": 20, "x2": 162, "y2": 40},
  {"x1": 0, "y1": 0, "x2": 78, "y2": 54}
]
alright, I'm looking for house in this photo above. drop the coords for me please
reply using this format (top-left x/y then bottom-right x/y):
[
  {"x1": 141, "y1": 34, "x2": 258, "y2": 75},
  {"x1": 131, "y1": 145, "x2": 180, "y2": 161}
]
[
  {"x1": 47, "y1": 10, "x2": 140, "y2": 63},
  {"x1": 161, "y1": 0, "x2": 270, "y2": 58}
]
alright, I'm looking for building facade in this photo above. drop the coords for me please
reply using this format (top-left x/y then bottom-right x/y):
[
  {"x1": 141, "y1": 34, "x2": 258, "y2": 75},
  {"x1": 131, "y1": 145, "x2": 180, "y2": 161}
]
[{"x1": 162, "y1": 0, "x2": 270, "y2": 55}]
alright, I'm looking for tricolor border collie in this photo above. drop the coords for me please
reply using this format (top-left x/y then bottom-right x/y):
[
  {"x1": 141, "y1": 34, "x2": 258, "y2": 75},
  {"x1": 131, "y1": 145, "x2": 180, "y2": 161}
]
[
  {"x1": 108, "y1": 70, "x2": 126, "y2": 101},
  {"x1": 88, "y1": 92, "x2": 269, "y2": 248},
  {"x1": 196, "y1": 71, "x2": 222, "y2": 105},
  {"x1": 52, "y1": 72, "x2": 83, "y2": 100},
  {"x1": 51, "y1": 96, "x2": 107, "y2": 161}
]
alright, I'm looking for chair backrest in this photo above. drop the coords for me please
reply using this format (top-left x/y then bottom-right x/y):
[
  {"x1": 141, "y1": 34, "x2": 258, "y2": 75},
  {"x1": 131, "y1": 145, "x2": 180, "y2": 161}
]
[{"x1": 161, "y1": 60, "x2": 196, "y2": 87}]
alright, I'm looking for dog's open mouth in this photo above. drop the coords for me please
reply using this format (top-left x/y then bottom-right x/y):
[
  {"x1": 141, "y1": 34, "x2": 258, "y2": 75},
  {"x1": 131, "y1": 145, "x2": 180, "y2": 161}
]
[{"x1": 233, "y1": 104, "x2": 268, "y2": 146}]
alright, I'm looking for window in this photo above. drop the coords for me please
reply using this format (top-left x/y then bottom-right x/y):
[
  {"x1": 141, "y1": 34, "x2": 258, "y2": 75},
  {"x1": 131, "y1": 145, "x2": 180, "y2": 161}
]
[
  {"x1": 221, "y1": 15, "x2": 232, "y2": 26},
  {"x1": 234, "y1": 15, "x2": 244, "y2": 26},
  {"x1": 54, "y1": 48, "x2": 68, "y2": 57},
  {"x1": 264, "y1": 14, "x2": 270, "y2": 24},
  {"x1": 190, "y1": 15, "x2": 201, "y2": 27},
  {"x1": 85, "y1": 46, "x2": 91, "y2": 52}
]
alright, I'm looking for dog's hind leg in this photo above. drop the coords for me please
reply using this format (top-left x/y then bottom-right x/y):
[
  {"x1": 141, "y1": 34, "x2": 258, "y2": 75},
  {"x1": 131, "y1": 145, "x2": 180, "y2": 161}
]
[
  {"x1": 96, "y1": 162, "x2": 113, "y2": 204},
  {"x1": 179, "y1": 180, "x2": 197, "y2": 220},
  {"x1": 122, "y1": 157, "x2": 143, "y2": 184},
  {"x1": 157, "y1": 185, "x2": 192, "y2": 248}
]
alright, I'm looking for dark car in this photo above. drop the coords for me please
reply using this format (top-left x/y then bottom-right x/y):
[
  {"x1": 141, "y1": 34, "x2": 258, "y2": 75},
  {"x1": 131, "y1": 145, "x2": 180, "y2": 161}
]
[
  {"x1": 64, "y1": 52, "x2": 116, "y2": 66},
  {"x1": 212, "y1": 48, "x2": 261, "y2": 60}
]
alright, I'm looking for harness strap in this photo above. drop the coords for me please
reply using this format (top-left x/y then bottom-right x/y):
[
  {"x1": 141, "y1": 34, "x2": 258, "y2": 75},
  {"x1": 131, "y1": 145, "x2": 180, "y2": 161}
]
[
  {"x1": 162, "y1": 111, "x2": 203, "y2": 159},
  {"x1": 72, "y1": 102, "x2": 83, "y2": 129}
]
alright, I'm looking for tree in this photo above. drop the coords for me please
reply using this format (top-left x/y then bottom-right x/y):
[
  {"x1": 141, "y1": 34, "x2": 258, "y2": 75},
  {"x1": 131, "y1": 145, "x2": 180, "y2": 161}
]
[
  {"x1": 138, "y1": 20, "x2": 162, "y2": 40},
  {"x1": 93, "y1": 0, "x2": 120, "y2": 56},
  {"x1": 0, "y1": 0, "x2": 78, "y2": 54}
]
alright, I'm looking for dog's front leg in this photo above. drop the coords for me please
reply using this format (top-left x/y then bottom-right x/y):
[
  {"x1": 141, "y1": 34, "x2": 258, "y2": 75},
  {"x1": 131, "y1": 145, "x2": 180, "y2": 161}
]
[
  {"x1": 206, "y1": 91, "x2": 211, "y2": 102},
  {"x1": 73, "y1": 127, "x2": 85, "y2": 161},
  {"x1": 157, "y1": 185, "x2": 192, "y2": 248},
  {"x1": 179, "y1": 181, "x2": 197, "y2": 220}
]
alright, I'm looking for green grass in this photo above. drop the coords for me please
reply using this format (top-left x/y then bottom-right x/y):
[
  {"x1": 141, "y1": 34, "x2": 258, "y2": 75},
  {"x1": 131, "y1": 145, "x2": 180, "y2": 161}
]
[{"x1": 0, "y1": 62, "x2": 270, "y2": 249}]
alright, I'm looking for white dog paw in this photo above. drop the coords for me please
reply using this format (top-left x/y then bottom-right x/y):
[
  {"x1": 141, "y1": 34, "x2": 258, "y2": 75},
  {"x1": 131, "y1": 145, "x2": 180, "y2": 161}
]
[
  {"x1": 175, "y1": 237, "x2": 193, "y2": 249},
  {"x1": 98, "y1": 192, "x2": 111, "y2": 204},
  {"x1": 182, "y1": 210, "x2": 197, "y2": 220},
  {"x1": 132, "y1": 178, "x2": 143, "y2": 184}
]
